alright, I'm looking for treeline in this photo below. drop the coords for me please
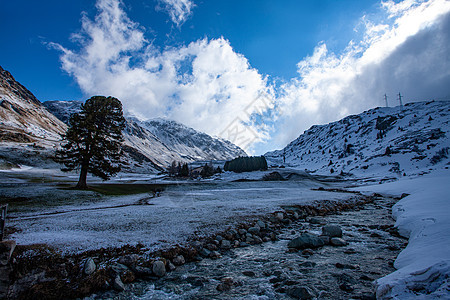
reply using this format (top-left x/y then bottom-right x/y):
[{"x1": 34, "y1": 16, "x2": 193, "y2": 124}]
[{"x1": 224, "y1": 156, "x2": 268, "y2": 173}]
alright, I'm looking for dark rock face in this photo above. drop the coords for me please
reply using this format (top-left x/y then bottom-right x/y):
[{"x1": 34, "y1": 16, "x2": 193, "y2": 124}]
[{"x1": 287, "y1": 233, "x2": 325, "y2": 249}]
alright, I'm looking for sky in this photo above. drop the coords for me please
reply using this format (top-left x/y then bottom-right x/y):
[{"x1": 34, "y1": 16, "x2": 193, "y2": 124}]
[{"x1": 1, "y1": 0, "x2": 450, "y2": 154}]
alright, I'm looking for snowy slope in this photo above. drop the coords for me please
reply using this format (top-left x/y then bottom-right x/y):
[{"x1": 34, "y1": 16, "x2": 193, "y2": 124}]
[
  {"x1": 44, "y1": 100, "x2": 247, "y2": 169},
  {"x1": 266, "y1": 101, "x2": 450, "y2": 179},
  {"x1": 0, "y1": 66, "x2": 66, "y2": 144}
]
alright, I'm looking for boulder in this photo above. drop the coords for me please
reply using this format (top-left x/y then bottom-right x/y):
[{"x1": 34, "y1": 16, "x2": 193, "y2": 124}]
[
  {"x1": 248, "y1": 226, "x2": 260, "y2": 234},
  {"x1": 286, "y1": 285, "x2": 315, "y2": 299},
  {"x1": 220, "y1": 239, "x2": 231, "y2": 250},
  {"x1": 287, "y1": 233, "x2": 325, "y2": 249},
  {"x1": 322, "y1": 225, "x2": 343, "y2": 238},
  {"x1": 275, "y1": 212, "x2": 284, "y2": 221},
  {"x1": 257, "y1": 220, "x2": 266, "y2": 228},
  {"x1": 83, "y1": 258, "x2": 96, "y2": 275},
  {"x1": 119, "y1": 254, "x2": 139, "y2": 267},
  {"x1": 113, "y1": 275, "x2": 125, "y2": 291},
  {"x1": 173, "y1": 255, "x2": 185, "y2": 266},
  {"x1": 152, "y1": 261, "x2": 166, "y2": 277},
  {"x1": 199, "y1": 248, "x2": 211, "y2": 258},
  {"x1": 330, "y1": 237, "x2": 347, "y2": 246}
]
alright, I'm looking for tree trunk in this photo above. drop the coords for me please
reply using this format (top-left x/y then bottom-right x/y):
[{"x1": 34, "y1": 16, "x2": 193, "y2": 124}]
[{"x1": 76, "y1": 165, "x2": 88, "y2": 189}]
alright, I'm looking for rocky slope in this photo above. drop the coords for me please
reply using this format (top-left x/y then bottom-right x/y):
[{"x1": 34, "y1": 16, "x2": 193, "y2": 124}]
[
  {"x1": 44, "y1": 101, "x2": 247, "y2": 170},
  {"x1": 0, "y1": 66, "x2": 66, "y2": 144},
  {"x1": 265, "y1": 101, "x2": 450, "y2": 179}
]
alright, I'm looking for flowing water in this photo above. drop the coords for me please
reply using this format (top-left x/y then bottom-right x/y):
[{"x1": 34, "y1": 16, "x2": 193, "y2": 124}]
[{"x1": 92, "y1": 195, "x2": 405, "y2": 300}]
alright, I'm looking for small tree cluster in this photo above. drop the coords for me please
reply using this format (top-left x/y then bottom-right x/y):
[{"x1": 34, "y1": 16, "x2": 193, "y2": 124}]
[
  {"x1": 223, "y1": 156, "x2": 268, "y2": 173},
  {"x1": 167, "y1": 161, "x2": 190, "y2": 177}
]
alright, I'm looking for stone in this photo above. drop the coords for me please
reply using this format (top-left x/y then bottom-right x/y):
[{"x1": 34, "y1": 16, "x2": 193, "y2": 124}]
[
  {"x1": 234, "y1": 240, "x2": 240, "y2": 247},
  {"x1": 0, "y1": 240, "x2": 16, "y2": 266},
  {"x1": 299, "y1": 261, "x2": 316, "y2": 268},
  {"x1": 217, "y1": 277, "x2": 234, "y2": 291},
  {"x1": 257, "y1": 220, "x2": 266, "y2": 228},
  {"x1": 152, "y1": 261, "x2": 166, "y2": 277},
  {"x1": 191, "y1": 241, "x2": 203, "y2": 250},
  {"x1": 322, "y1": 225, "x2": 343, "y2": 237},
  {"x1": 330, "y1": 237, "x2": 347, "y2": 246},
  {"x1": 173, "y1": 255, "x2": 185, "y2": 266},
  {"x1": 293, "y1": 212, "x2": 300, "y2": 220},
  {"x1": 131, "y1": 265, "x2": 153, "y2": 278},
  {"x1": 275, "y1": 212, "x2": 284, "y2": 221},
  {"x1": 113, "y1": 275, "x2": 125, "y2": 291},
  {"x1": 118, "y1": 254, "x2": 139, "y2": 267},
  {"x1": 242, "y1": 271, "x2": 255, "y2": 277},
  {"x1": 288, "y1": 233, "x2": 325, "y2": 249},
  {"x1": 220, "y1": 239, "x2": 231, "y2": 250},
  {"x1": 302, "y1": 249, "x2": 314, "y2": 256},
  {"x1": 83, "y1": 258, "x2": 96, "y2": 275},
  {"x1": 210, "y1": 251, "x2": 221, "y2": 259},
  {"x1": 238, "y1": 228, "x2": 247, "y2": 235},
  {"x1": 248, "y1": 226, "x2": 260, "y2": 234},
  {"x1": 199, "y1": 248, "x2": 212, "y2": 257},
  {"x1": 286, "y1": 285, "x2": 315, "y2": 299},
  {"x1": 309, "y1": 217, "x2": 322, "y2": 224},
  {"x1": 253, "y1": 236, "x2": 263, "y2": 244},
  {"x1": 206, "y1": 243, "x2": 218, "y2": 251},
  {"x1": 215, "y1": 235, "x2": 223, "y2": 242},
  {"x1": 263, "y1": 237, "x2": 271, "y2": 242},
  {"x1": 239, "y1": 242, "x2": 249, "y2": 247},
  {"x1": 319, "y1": 235, "x2": 330, "y2": 244},
  {"x1": 167, "y1": 261, "x2": 176, "y2": 271}
]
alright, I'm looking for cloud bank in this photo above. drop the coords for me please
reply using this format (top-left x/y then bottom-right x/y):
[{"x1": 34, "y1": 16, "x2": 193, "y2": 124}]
[{"x1": 53, "y1": 0, "x2": 450, "y2": 153}]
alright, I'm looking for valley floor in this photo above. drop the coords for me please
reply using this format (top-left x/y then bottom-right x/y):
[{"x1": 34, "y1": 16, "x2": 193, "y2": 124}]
[{"x1": 1, "y1": 166, "x2": 449, "y2": 299}]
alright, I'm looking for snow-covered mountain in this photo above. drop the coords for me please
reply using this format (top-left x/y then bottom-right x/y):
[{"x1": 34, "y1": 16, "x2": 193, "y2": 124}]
[
  {"x1": 44, "y1": 100, "x2": 247, "y2": 170},
  {"x1": 265, "y1": 101, "x2": 450, "y2": 179},
  {"x1": 0, "y1": 66, "x2": 66, "y2": 145}
]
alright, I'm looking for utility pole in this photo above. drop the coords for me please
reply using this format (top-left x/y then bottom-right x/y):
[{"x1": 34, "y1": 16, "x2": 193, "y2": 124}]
[
  {"x1": 384, "y1": 94, "x2": 388, "y2": 107},
  {"x1": 398, "y1": 92, "x2": 403, "y2": 108}
]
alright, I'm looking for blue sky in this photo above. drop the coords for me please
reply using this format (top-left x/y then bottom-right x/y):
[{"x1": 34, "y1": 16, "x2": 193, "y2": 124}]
[
  {"x1": 1, "y1": 0, "x2": 378, "y2": 100},
  {"x1": 1, "y1": 0, "x2": 450, "y2": 154}
]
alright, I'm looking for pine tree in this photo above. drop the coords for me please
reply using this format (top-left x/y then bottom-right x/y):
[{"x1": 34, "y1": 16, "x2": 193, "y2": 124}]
[{"x1": 56, "y1": 96, "x2": 126, "y2": 189}]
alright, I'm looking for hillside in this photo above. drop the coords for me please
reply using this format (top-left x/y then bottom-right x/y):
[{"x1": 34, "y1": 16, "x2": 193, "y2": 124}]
[
  {"x1": 265, "y1": 101, "x2": 450, "y2": 180},
  {"x1": 0, "y1": 66, "x2": 66, "y2": 144}
]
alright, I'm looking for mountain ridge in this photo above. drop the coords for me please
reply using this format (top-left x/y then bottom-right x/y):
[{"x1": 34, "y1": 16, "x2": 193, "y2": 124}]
[{"x1": 265, "y1": 100, "x2": 450, "y2": 179}]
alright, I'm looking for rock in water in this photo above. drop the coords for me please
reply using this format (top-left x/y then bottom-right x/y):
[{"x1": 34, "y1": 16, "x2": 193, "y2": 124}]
[
  {"x1": 83, "y1": 258, "x2": 96, "y2": 275},
  {"x1": 288, "y1": 233, "x2": 325, "y2": 249},
  {"x1": 286, "y1": 285, "x2": 315, "y2": 299},
  {"x1": 152, "y1": 261, "x2": 166, "y2": 277},
  {"x1": 330, "y1": 237, "x2": 347, "y2": 246},
  {"x1": 322, "y1": 225, "x2": 343, "y2": 237}
]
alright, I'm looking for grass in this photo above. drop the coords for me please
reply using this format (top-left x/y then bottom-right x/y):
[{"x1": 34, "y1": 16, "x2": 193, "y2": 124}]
[{"x1": 63, "y1": 183, "x2": 167, "y2": 196}]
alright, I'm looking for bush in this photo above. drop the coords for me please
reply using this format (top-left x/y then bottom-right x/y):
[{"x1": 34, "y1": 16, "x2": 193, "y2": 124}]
[{"x1": 224, "y1": 156, "x2": 268, "y2": 173}]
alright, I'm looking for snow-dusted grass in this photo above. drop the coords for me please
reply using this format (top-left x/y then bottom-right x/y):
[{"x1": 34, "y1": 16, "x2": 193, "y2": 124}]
[
  {"x1": 355, "y1": 169, "x2": 450, "y2": 299},
  {"x1": 3, "y1": 168, "x2": 355, "y2": 254}
]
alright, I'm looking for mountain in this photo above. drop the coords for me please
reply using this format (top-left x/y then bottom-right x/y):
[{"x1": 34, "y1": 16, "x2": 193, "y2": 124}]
[
  {"x1": 44, "y1": 101, "x2": 247, "y2": 170},
  {"x1": 0, "y1": 66, "x2": 66, "y2": 144},
  {"x1": 265, "y1": 101, "x2": 450, "y2": 179}
]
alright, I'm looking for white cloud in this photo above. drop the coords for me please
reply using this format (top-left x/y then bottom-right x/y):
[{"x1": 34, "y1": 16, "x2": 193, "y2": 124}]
[
  {"x1": 53, "y1": 0, "x2": 450, "y2": 154},
  {"x1": 270, "y1": 0, "x2": 450, "y2": 151},
  {"x1": 157, "y1": 0, "x2": 194, "y2": 27},
  {"x1": 52, "y1": 0, "x2": 272, "y2": 153}
]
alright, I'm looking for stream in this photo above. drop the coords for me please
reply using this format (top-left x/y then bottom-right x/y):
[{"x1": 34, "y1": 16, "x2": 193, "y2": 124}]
[{"x1": 90, "y1": 195, "x2": 406, "y2": 300}]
